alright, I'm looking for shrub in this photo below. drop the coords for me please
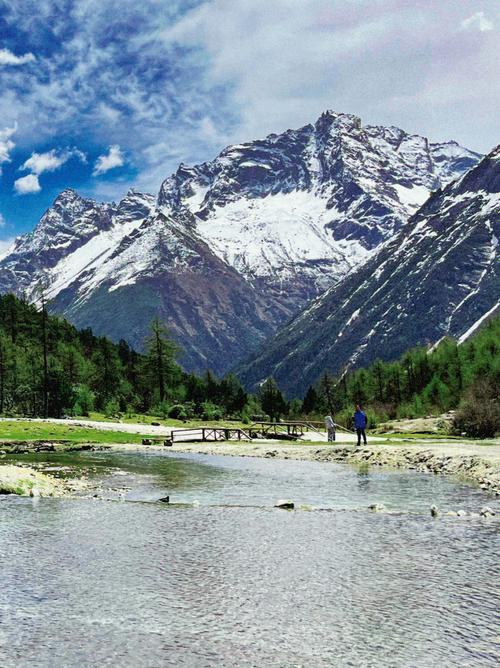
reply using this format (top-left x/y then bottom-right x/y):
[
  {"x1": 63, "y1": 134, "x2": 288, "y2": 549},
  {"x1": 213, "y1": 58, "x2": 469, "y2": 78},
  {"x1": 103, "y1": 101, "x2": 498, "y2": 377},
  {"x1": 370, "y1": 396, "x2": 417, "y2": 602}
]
[
  {"x1": 452, "y1": 379, "x2": 500, "y2": 438},
  {"x1": 73, "y1": 385, "x2": 95, "y2": 416},
  {"x1": 152, "y1": 400, "x2": 172, "y2": 419},
  {"x1": 104, "y1": 399, "x2": 120, "y2": 418},
  {"x1": 168, "y1": 404, "x2": 188, "y2": 420},
  {"x1": 201, "y1": 402, "x2": 223, "y2": 421}
]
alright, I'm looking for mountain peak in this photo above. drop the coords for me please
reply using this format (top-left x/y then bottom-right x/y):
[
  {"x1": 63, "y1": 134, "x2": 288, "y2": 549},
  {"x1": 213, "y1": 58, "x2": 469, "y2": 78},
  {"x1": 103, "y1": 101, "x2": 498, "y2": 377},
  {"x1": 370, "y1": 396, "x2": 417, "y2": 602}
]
[
  {"x1": 316, "y1": 109, "x2": 361, "y2": 131},
  {"x1": 53, "y1": 188, "x2": 82, "y2": 204}
]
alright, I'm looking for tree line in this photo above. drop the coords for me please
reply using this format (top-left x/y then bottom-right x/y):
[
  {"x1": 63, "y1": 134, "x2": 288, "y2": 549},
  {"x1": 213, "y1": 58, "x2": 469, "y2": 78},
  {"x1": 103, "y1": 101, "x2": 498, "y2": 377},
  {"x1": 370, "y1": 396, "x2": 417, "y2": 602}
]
[
  {"x1": 0, "y1": 293, "x2": 497, "y2": 436},
  {"x1": 299, "y1": 316, "x2": 499, "y2": 437}
]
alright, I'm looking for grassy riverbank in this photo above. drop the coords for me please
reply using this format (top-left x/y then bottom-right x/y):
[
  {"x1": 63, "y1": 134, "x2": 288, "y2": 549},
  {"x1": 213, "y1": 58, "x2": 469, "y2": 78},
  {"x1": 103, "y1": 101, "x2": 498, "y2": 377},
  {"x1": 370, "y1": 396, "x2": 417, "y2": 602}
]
[{"x1": 0, "y1": 420, "x2": 156, "y2": 445}]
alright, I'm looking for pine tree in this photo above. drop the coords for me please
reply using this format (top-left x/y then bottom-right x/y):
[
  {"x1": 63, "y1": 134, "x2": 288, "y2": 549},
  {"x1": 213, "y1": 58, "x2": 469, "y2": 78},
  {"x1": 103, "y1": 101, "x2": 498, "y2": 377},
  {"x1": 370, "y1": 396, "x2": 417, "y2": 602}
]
[
  {"x1": 145, "y1": 318, "x2": 178, "y2": 405},
  {"x1": 260, "y1": 377, "x2": 287, "y2": 421},
  {"x1": 301, "y1": 385, "x2": 318, "y2": 414}
]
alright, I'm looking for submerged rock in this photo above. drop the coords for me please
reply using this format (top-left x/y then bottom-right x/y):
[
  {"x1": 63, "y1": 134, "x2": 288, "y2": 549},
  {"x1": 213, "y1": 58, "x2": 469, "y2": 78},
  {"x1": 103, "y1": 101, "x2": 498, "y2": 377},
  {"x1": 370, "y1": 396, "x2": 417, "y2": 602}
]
[{"x1": 480, "y1": 506, "x2": 495, "y2": 517}]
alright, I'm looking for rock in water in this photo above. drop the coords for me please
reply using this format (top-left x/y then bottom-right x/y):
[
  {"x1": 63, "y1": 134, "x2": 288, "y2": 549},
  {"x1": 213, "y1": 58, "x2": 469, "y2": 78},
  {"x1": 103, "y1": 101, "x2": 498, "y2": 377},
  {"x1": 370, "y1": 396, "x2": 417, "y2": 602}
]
[
  {"x1": 480, "y1": 506, "x2": 495, "y2": 517},
  {"x1": 430, "y1": 504, "x2": 439, "y2": 517},
  {"x1": 368, "y1": 503, "x2": 386, "y2": 512},
  {"x1": 158, "y1": 496, "x2": 170, "y2": 503},
  {"x1": 274, "y1": 500, "x2": 294, "y2": 509}
]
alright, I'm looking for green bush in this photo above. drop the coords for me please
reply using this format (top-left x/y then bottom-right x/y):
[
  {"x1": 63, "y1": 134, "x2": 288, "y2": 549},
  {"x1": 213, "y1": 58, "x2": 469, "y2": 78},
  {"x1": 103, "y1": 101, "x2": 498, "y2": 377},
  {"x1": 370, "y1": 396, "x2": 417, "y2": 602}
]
[
  {"x1": 72, "y1": 385, "x2": 95, "y2": 416},
  {"x1": 452, "y1": 379, "x2": 500, "y2": 438},
  {"x1": 168, "y1": 404, "x2": 187, "y2": 420},
  {"x1": 104, "y1": 399, "x2": 120, "y2": 418},
  {"x1": 152, "y1": 400, "x2": 172, "y2": 419},
  {"x1": 201, "y1": 402, "x2": 223, "y2": 421}
]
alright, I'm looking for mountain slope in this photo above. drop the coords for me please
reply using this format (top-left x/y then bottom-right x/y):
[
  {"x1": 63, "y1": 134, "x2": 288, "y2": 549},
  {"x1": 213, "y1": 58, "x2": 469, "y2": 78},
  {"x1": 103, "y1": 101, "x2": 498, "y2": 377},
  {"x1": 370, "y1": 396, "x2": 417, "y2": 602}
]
[
  {"x1": 49, "y1": 211, "x2": 279, "y2": 373},
  {"x1": 0, "y1": 111, "x2": 481, "y2": 372},
  {"x1": 237, "y1": 147, "x2": 500, "y2": 396}
]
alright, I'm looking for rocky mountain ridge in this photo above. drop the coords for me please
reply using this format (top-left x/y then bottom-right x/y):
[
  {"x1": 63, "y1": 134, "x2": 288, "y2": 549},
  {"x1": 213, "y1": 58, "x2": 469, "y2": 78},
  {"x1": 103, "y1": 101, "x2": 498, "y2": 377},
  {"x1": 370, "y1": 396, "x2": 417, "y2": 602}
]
[{"x1": 0, "y1": 111, "x2": 482, "y2": 373}]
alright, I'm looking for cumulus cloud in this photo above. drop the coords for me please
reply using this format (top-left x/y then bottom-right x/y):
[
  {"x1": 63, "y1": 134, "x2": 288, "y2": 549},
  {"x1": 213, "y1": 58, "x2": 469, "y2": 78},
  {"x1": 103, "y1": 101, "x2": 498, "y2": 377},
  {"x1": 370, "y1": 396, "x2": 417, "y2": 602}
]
[
  {"x1": 0, "y1": 48, "x2": 36, "y2": 66},
  {"x1": 14, "y1": 173, "x2": 41, "y2": 195},
  {"x1": 0, "y1": 124, "x2": 16, "y2": 174},
  {"x1": 92, "y1": 145, "x2": 125, "y2": 176},
  {"x1": 21, "y1": 148, "x2": 86, "y2": 175},
  {"x1": 461, "y1": 12, "x2": 494, "y2": 32}
]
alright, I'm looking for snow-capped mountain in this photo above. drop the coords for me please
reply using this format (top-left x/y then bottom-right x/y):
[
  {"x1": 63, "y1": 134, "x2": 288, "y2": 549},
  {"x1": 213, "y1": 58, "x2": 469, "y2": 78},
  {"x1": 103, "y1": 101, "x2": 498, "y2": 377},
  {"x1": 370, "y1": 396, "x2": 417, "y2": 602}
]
[
  {"x1": 0, "y1": 189, "x2": 156, "y2": 295},
  {"x1": 237, "y1": 146, "x2": 500, "y2": 396},
  {"x1": 159, "y1": 110, "x2": 480, "y2": 307},
  {"x1": 0, "y1": 111, "x2": 481, "y2": 373}
]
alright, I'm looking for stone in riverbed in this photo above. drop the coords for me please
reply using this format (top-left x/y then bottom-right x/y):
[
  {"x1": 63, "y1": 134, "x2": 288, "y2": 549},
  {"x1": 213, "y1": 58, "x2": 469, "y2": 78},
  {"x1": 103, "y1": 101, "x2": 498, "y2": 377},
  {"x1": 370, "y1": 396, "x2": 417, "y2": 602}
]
[
  {"x1": 275, "y1": 499, "x2": 294, "y2": 509},
  {"x1": 158, "y1": 496, "x2": 170, "y2": 503},
  {"x1": 430, "y1": 504, "x2": 439, "y2": 517},
  {"x1": 456, "y1": 510, "x2": 467, "y2": 517},
  {"x1": 368, "y1": 503, "x2": 386, "y2": 512},
  {"x1": 480, "y1": 506, "x2": 495, "y2": 517}
]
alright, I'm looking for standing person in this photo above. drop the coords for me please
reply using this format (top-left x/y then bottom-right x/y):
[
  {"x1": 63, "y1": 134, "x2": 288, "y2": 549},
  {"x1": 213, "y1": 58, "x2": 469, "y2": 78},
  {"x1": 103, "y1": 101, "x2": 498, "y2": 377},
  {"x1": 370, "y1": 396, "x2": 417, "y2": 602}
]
[
  {"x1": 325, "y1": 415, "x2": 335, "y2": 442},
  {"x1": 353, "y1": 405, "x2": 368, "y2": 446}
]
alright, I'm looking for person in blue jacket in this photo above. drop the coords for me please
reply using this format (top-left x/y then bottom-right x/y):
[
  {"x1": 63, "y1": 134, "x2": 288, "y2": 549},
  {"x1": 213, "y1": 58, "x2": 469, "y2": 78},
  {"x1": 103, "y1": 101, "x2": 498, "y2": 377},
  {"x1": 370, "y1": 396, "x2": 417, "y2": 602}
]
[{"x1": 353, "y1": 405, "x2": 368, "y2": 446}]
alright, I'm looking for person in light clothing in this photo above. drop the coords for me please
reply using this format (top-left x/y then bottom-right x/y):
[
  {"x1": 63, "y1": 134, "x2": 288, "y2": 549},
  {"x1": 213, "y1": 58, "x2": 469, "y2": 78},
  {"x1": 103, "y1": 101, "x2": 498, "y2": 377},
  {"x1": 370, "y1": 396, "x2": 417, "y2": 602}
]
[{"x1": 325, "y1": 415, "x2": 335, "y2": 442}]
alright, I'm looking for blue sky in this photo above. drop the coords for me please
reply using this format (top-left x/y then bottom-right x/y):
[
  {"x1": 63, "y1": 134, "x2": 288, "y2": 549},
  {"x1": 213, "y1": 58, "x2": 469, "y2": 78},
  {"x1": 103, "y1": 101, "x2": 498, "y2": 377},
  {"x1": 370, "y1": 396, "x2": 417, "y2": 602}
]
[{"x1": 0, "y1": 0, "x2": 498, "y2": 251}]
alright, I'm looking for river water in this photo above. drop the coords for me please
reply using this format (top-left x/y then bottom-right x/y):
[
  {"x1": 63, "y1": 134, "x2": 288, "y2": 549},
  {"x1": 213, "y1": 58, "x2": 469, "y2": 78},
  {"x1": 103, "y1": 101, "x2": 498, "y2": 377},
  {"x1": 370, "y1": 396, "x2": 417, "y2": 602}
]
[{"x1": 0, "y1": 449, "x2": 499, "y2": 667}]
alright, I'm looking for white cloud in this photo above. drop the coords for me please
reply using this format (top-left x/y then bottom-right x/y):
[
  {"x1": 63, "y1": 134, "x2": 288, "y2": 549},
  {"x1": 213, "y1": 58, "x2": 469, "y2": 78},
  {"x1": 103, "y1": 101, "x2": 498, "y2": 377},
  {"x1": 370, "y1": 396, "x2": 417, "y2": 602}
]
[
  {"x1": 16, "y1": 147, "x2": 86, "y2": 194},
  {"x1": 160, "y1": 0, "x2": 500, "y2": 155},
  {"x1": 21, "y1": 147, "x2": 85, "y2": 175},
  {"x1": 0, "y1": 124, "x2": 16, "y2": 173},
  {"x1": 0, "y1": 48, "x2": 36, "y2": 66},
  {"x1": 93, "y1": 145, "x2": 125, "y2": 176},
  {"x1": 14, "y1": 173, "x2": 41, "y2": 195},
  {"x1": 461, "y1": 11, "x2": 494, "y2": 32}
]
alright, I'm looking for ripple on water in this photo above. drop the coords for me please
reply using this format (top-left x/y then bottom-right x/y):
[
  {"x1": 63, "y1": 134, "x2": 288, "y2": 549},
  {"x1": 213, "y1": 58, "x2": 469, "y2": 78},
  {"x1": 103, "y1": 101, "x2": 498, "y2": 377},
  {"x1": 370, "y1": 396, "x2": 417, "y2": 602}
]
[{"x1": 0, "y1": 452, "x2": 499, "y2": 667}]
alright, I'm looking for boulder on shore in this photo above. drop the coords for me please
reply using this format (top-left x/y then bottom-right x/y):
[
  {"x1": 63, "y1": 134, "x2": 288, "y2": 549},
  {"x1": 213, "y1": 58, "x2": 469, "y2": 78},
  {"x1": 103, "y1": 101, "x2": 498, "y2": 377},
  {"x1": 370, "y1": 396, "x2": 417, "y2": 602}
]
[{"x1": 0, "y1": 465, "x2": 63, "y2": 497}]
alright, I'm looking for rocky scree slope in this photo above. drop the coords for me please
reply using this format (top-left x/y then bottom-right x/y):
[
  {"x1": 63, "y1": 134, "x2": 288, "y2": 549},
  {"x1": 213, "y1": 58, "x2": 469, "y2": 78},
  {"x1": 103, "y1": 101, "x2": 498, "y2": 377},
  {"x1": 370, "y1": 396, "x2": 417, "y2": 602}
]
[
  {"x1": 0, "y1": 111, "x2": 480, "y2": 373},
  {"x1": 236, "y1": 147, "x2": 500, "y2": 396}
]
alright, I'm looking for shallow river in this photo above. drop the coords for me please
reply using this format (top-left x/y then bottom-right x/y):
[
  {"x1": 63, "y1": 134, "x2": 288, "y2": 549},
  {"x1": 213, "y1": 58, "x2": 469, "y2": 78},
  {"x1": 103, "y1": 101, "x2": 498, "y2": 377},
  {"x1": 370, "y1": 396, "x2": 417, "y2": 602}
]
[{"x1": 0, "y1": 449, "x2": 499, "y2": 667}]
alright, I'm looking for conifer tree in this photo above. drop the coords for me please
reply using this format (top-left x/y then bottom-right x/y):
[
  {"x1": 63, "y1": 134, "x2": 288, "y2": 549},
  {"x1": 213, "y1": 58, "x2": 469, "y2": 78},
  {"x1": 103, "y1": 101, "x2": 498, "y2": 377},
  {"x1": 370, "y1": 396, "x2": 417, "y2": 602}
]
[{"x1": 260, "y1": 377, "x2": 287, "y2": 421}]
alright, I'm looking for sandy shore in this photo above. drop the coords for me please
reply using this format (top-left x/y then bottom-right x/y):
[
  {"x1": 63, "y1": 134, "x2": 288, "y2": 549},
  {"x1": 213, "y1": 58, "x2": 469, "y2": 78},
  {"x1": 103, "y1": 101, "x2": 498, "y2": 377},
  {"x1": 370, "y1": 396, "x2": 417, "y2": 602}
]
[{"x1": 109, "y1": 438, "x2": 500, "y2": 496}]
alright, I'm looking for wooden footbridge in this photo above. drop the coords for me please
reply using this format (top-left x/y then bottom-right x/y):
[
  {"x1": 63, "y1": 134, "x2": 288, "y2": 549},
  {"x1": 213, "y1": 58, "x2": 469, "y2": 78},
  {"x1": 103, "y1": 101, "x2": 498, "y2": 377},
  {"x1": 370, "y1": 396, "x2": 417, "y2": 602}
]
[
  {"x1": 170, "y1": 427, "x2": 252, "y2": 443},
  {"x1": 141, "y1": 420, "x2": 327, "y2": 446}
]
